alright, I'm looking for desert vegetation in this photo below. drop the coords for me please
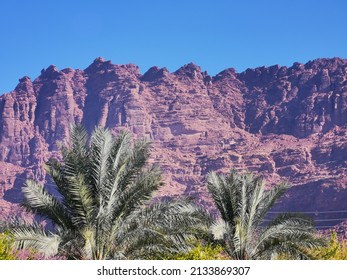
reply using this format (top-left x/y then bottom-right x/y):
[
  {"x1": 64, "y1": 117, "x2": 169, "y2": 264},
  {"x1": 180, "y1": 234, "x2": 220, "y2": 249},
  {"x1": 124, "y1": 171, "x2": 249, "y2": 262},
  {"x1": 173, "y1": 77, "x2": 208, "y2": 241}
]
[
  {"x1": 0, "y1": 125, "x2": 345, "y2": 260},
  {"x1": 0, "y1": 231, "x2": 16, "y2": 260},
  {"x1": 310, "y1": 231, "x2": 347, "y2": 260}
]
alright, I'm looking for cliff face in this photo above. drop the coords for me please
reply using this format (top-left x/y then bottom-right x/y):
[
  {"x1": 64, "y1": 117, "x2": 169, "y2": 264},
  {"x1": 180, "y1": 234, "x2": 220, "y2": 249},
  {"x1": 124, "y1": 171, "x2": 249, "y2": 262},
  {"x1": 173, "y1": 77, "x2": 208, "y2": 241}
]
[{"x1": 1, "y1": 57, "x2": 347, "y2": 229}]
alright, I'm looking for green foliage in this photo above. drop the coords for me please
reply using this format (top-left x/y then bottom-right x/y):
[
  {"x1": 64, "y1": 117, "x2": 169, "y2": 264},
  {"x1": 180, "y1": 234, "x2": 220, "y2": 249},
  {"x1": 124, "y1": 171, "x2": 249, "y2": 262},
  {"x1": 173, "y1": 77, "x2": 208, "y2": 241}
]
[
  {"x1": 0, "y1": 231, "x2": 16, "y2": 260},
  {"x1": 206, "y1": 169, "x2": 325, "y2": 260},
  {"x1": 310, "y1": 231, "x2": 347, "y2": 260},
  {"x1": 0, "y1": 227, "x2": 44, "y2": 260},
  {"x1": 10, "y1": 125, "x2": 210, "y2": 260},
  {"x1": 165, "y1": 242, "x2": 229, "y2": 260}
]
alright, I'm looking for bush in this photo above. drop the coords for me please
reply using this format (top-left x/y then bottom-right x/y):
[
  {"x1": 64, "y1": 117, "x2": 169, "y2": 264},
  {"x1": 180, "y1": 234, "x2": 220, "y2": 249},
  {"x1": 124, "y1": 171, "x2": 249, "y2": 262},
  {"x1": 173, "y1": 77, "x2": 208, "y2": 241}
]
[
  {"x1": 311, "y1": 231, "x2": 347, "y2": 260},
  {"x1": 0, "y1": 231, "x2": 16, "y2": 260},
  {"x1": 165, "y1": 242, "x2": 229, "y2": 260}
]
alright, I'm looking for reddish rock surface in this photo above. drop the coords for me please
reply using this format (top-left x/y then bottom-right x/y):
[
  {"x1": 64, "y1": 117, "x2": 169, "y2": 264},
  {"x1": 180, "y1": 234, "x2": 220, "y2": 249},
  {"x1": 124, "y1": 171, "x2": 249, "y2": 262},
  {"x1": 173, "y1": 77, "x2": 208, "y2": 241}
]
[{"x1": 0, "y1": 57, "x2": 346, "y2": 231}]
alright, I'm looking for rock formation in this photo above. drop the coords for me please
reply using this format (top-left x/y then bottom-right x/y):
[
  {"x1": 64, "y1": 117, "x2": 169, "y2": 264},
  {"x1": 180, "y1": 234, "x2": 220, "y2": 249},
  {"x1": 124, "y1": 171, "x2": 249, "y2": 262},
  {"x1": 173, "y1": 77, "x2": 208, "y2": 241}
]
[{"x1": 0, "y1": 57, "x2": 346, "y2": 231}]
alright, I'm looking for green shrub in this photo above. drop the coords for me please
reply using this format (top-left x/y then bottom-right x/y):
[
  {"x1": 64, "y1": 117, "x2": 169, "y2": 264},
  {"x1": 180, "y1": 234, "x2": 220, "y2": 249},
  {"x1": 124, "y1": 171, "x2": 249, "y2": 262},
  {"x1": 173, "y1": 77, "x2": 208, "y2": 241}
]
[
  {"x1": 311, "y1": 231, "x2": 347, "y2": 260},
  {"x1": 165, "y1": 242, "x2": 229, "y2": 260},
  {"x1": 0, "y1": 231, "x2": 16, "y2": 260}
]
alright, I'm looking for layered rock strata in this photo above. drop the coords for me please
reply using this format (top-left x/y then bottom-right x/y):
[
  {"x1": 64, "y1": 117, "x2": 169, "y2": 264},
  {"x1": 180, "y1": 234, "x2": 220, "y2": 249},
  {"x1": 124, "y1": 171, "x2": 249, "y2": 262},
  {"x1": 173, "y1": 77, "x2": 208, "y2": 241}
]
[{"x1": 0, "y1": 57, "x2": 346, "y2": 230}]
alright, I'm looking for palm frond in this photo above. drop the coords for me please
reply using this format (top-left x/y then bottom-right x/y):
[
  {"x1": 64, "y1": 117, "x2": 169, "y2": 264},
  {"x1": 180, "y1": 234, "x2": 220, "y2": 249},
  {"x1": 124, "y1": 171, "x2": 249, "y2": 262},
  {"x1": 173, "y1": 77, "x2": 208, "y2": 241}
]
[
  {"x1": 12, "y1": 222, "x2": 60, "y2": 257},
  {"x1": 109, "y1": 164, "x2": 163, "y2": 221},
  {"x1": 22, "y1": 179, "x2": 72, "y2": 230},
  {"x1": 113, "y1": 198, "x2": 211, "y2": 252},
  {"x1": 65, "y1": 174, "x2": 96, "y2": 228},
  {"x1": 247, "y1": 175, "x2": 265, "y2": 227},
  {"x1": 109, "y1": 130, "x2": 132, "y2": 174},
  {"x1": 69, "y1": 124, "x2": 89, "y2": 156},
  {"x1": 64, "y1": 124, "x2": 90, "y2": 175},
  {"x1": 89, "y1": 126, "x2": 114, "y2": 201},
  {"x1": 207, "y1": 172, "x2": 236, "y2": 227},
  {"x1": 44, "y1": 159, "x2": 71, "y2": 205},
  {"x1": 111, "y1": 137, "x2": 151, "y2": 197},
  {"x1": 251, "y1": 213, "x2": 323, "y2": 259},
  {"x1": 256, "y1": 181, "x2": 291, "y2": 223}
]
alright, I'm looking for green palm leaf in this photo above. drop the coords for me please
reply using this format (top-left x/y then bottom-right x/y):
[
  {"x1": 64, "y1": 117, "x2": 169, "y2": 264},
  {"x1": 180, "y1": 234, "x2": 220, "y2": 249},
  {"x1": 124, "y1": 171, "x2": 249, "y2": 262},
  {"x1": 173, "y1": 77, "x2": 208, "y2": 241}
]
[
  {"x1": 21, "y1": 180, "x2": 72, "y2": 230},
  {"x1": 11, "y1": 222, "x2": 60, "y2": 257}
]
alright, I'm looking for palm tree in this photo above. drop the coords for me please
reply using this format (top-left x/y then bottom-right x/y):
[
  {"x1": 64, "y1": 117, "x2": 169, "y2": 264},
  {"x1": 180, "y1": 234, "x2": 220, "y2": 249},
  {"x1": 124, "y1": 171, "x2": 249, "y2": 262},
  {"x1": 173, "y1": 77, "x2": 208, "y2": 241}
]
[
  {"x1": 11, "y1": 125, "x2": 210, "y2": 259},
  {"x1": 207, "y1": 169, "x2": 325, "y2": 260}
]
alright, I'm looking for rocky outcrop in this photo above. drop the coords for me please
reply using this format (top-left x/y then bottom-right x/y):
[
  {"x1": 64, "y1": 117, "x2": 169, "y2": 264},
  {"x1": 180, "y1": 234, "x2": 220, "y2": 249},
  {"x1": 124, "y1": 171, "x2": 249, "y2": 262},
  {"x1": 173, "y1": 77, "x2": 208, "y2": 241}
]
[
  {"x1": 238, "y1": 58, "x2": 347, "y2": 138},
  {"x1": 0, "y1": 57, "x2": 346, "y2": 230}
]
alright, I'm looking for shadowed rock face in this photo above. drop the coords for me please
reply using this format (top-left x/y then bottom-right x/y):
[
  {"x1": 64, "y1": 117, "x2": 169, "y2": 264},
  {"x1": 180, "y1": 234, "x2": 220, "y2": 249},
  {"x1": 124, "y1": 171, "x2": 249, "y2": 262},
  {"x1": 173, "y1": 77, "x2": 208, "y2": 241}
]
[{"x1": 0, "y1": 57, "x2": 347, "y2": 230}]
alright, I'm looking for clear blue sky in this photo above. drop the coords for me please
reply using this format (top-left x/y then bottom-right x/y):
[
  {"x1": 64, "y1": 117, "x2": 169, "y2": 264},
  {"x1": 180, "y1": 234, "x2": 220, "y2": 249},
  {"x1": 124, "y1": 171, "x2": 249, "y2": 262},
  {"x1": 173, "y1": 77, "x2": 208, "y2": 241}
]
[{"x1": 0, "y1": 0, "x2": 346, "y2": 94}]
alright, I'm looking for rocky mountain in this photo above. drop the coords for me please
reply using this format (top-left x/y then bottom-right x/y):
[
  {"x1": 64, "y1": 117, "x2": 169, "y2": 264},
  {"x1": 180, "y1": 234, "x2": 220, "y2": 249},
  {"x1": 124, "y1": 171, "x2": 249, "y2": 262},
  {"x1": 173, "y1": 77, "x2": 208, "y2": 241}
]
[{"x1": 0, "y1": 57, "x2": 346, "y2": 231}]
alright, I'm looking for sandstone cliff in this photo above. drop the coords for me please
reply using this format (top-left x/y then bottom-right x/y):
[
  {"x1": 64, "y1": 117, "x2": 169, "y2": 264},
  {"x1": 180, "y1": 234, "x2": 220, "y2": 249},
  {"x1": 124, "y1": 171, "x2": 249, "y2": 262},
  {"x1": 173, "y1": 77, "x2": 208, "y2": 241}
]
[{"x1": 0, "y1": 57, "x2": 346, "y2": 230}]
